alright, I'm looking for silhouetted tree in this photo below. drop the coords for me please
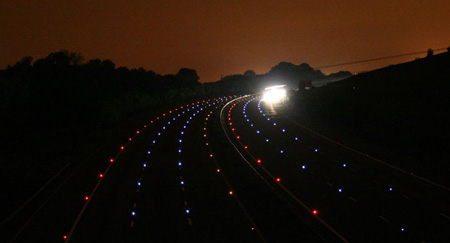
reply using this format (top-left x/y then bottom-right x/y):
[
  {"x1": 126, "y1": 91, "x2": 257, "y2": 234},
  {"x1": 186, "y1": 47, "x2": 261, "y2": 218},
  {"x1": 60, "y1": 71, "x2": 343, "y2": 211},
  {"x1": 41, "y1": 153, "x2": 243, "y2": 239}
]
[
  {"x1": 244, "y1": 70, "x2": 256, "y2": 76},
  {"x1": 177, "y1": 68, "x2": 200, "y2": 87},
  {"x1": 427, "y1": 48, "x2": 434, "y2": 57},
  {"x1": 15, "y1": 56, "x2": 33, "y2": 68}
]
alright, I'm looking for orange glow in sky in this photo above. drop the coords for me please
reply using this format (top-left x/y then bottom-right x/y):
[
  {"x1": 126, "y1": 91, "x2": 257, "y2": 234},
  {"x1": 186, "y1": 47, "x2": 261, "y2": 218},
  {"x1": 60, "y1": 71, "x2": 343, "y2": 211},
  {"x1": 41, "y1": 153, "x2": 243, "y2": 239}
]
[{"x1": 1, "y1": 0, "x2": 449, "y2": 82}]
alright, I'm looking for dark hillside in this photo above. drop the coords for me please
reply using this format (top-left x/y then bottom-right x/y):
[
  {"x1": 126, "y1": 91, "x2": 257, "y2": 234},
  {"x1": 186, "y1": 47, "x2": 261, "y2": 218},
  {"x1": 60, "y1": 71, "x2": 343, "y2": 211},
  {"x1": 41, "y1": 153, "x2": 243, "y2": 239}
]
[{"x1": 295, "y1": 52, "x2": 450, "y2": 185}]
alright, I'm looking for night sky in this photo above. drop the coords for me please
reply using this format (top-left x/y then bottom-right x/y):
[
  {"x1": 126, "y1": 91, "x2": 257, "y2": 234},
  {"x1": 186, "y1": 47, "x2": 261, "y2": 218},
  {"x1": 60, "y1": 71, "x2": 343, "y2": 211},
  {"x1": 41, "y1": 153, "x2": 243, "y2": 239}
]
[{"x1": 1, "y1": 0, "x2": 449, "y2": 82}]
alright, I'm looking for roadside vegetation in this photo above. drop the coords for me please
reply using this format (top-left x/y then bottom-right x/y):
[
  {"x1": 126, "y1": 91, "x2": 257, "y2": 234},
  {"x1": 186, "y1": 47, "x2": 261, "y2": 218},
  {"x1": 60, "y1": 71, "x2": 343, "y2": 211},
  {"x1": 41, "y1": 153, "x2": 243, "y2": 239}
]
[{"x1": 294, "y1": 52, "x2": 450, "y2": 186}]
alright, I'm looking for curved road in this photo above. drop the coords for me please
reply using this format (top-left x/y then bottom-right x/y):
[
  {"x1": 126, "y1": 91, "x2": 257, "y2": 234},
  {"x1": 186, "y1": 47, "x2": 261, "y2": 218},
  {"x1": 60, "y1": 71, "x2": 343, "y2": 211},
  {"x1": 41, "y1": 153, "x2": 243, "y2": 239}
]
[{"x1": 3, "y1": 95, "x2": 449, "y2": 242}]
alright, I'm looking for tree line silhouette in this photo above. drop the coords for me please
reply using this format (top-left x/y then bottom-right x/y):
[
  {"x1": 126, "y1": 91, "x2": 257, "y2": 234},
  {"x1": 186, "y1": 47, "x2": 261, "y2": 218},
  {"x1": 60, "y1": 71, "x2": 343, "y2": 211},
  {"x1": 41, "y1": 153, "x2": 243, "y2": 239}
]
[{"x1": 0, "y1": 50, "x2": 350, "y2": 193}]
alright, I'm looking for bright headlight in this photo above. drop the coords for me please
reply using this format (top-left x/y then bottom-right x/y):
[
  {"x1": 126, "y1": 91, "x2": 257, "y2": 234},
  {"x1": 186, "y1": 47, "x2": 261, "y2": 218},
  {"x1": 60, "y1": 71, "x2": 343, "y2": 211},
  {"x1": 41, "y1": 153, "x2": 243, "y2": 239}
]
[{"x1": 262, "y1": 85, "x2": 286, "y2": 102}]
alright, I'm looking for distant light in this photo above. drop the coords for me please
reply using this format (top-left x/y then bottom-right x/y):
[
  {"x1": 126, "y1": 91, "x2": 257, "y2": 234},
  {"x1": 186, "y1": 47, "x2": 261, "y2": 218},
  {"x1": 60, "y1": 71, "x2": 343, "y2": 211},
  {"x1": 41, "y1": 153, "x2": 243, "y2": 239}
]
[
  {"x1": 110, "y1": 158, "x2": 114, "y2": 163},
  {"x1": 143, "y1": 163, "x2": 147, "y2": 167},
  {"x1": 137, "y1": 182, "x2": 141, "y2": 186},
  {"x1": 273, "y1": 123, "x2": 277, "y2": 126},
  {"x1": 186, "y1": 209, "x2": 190, "y2": 214},
  {"x1": 315, "y1": 149, "x2": 319, "y2": 152},
  {"x1": 147, "y1": 150, "x2": 151, "y2": 154},
  {"x1": 389, "y1": 187, "x2": 393, "y2": 191},
  {"x1": 294, "y1": 137, "x2": 298, "y2": 141},
  {"x1": 282, "y1": 129, "x2": 286, "y2": 132},
  {"x1": 257, "y1": 159, "x2": 261, "y2": 164},
  {"x1": 312, "y1": 209, "x2": 318, "y2": 215},
  {"x1": 302, "y1": 165, "x2": 306, "y2": 169},
  {"x1": 63, "y1": 235, "x2": 67, "y2": 239},
  {"x1": 256, "y1": 130, "x2": 260, "y2": 134},
  {"x1": 217, "y1": 168, "x2": 220, "y2": 173},
  {"x1": 128, "y1": 137, "x2": 132, "y2": 141},
  {"x1": 178, "y1": 149, "x2": 182, "y2": 153},
  {"x1": 401, "y1": 228, "x2": 405, "y2": 232},
  {"x1": 280, "y1": 150, "x2": 284, "y2": 154},
  {"x1": 178, "y1": 162, "x2": 182, "y2": 166},
  {"x1": 276, "y1": 178, "x2": 281, "y2": 182},
  {"x1": 229, "y1": 190, "x2": 233, "y2": 195},
  {"x1": 180, "y1": 181, "x2": 184, "y2": 185},
  {"x1": 136, "y1": 130, "x2": 140, "y2": 134},
  {"x1": 131, "y1": 211, "x2": 136, "y2": 216},
  {"x1": 236, "y1": 135, "x2": 240, "y2": 139},
  {"x1": 120, "y1": 146, "x2": 124, "y2": 150},
  {"x1": 244, "y1": 145, "x2": 248, "y2": 149},
  {"x1": 210, "y1": 154, "x2": 213, "y2": 157},
  {"x1": 338, "y1": 188, "x2": 342, "y2": 193},
  {"x1": 99, "y1": 173, "x2": 104, "y2": 178},
  {"x1": 85, "y1": 196, "x2": 89, "y2": 200},
  {"x1": 266, "y1": 139, "x2": 269, "y2": 142},
  {"x1": 343, "y1": 163, "x2": 347, "y2": 167}
]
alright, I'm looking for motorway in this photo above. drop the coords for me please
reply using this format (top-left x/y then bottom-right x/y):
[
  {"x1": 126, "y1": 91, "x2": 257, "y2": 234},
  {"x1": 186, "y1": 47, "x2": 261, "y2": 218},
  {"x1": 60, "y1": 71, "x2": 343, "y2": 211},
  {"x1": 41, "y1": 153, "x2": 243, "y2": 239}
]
[
  {"x1": 222, "y1": 95, "x2": 449, "y2": 242},
  {"x1": 2, "y1": 94, "x2": 449, "y2": 242}
]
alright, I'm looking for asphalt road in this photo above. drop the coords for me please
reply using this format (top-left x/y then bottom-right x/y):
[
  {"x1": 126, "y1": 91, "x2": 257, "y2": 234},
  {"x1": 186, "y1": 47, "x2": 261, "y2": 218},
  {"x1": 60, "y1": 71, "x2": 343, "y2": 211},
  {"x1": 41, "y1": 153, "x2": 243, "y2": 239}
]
[
  {"x1": 3, "y1": 95, "x2": 449, "y2": 242},
  {"x1": 222, "y1": 95, "x2": 449, "y2": 242}
]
